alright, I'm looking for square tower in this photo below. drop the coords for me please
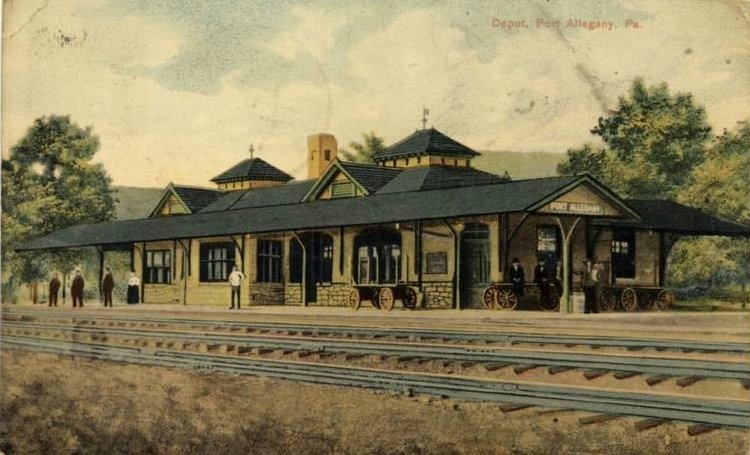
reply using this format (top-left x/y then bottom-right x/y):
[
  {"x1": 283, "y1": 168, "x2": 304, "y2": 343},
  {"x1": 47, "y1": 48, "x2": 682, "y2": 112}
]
[{"x1": 307, "y1": 133, "x2": 338, "y2": 179}]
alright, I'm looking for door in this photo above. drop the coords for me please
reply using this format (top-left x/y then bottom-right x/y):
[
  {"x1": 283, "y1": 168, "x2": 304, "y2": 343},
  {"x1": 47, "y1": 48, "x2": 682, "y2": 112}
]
[
  {"x1": 611, "y1": 230, "x2": 635, "y2": 281},
  {"x1": 290, "y1": 233, "x2": 333, "y2": 304},
  {"x1": 460, "y1": 223, "x2": 490, "y2": 308}
]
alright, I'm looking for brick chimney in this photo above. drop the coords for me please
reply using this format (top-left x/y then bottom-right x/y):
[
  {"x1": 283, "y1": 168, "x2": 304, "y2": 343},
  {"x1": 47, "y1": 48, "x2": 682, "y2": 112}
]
[{"x1": 307, "y1": 133, "x2": 337, "y2": 180}]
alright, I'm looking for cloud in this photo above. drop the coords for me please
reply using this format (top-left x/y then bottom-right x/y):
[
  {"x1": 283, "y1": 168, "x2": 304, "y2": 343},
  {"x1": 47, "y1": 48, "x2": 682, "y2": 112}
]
[
  {"x1": 268, "y1": 6, "x2": 346, "y2": 61},
  {"x1": 3, "y1": 1, "x2": 749, "y2": 189}
]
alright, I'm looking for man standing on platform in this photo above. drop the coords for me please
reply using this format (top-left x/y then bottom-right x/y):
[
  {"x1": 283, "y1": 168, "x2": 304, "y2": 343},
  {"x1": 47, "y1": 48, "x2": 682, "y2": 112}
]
[
  {"x1": 533, "y1": 258, "x2": 550, "y2": 306},
  {"x1": 48, "y1": 273, "x2": 61, "y2": 307},
  {"x1": 102, "y1": 267, "x2": 114, "y2": 307},
  {"x1": 228, "y1": 265, "x2": 245, "y2": 310},
  {"x1": 71, "y1": 269, "x2": 85, "y2": 308}
]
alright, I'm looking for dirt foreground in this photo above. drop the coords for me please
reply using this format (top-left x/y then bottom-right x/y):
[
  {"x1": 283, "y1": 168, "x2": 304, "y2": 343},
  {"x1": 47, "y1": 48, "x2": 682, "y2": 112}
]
[{"x1": 1, "y1": 350, "x2": 748, "y2": 455}]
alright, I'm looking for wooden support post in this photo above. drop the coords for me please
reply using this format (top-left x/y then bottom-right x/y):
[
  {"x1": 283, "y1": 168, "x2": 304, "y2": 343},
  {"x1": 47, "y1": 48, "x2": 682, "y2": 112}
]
[
  {"x1": 415, "y1": 220, "x2": 422, "y2": 289},
  {"x1": 97, "y1": 246, "x2": 104, "y2": 303},
  {"x1": 291, "y1": 232, "x2": 307, "y2": 306},
  {"x1": 140, "y1": 242, "x2": 146, "y2": 303},
  {"x1": 555, "y1": 216, "x2": 583, "y2": 314},
  {"x1": 339, "y1": 226, "x2": 345, "y2": 276},
  {"x1": 442, "y1": 221, "x2": 459, "y2": 310}
]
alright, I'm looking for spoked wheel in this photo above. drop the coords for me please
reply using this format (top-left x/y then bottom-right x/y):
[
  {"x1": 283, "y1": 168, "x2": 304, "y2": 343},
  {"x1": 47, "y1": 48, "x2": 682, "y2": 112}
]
[
  {"x1": 481, "y1": 286, "x2": 497, "y2": 309},
  {"x1": 596, "y1": 289, "x2": 617, "y2": 313},
  {"x1": 378, "y1": 287, "x2": 395, "y2": 311},
  {"x1": 655, "y1": 289, "x2": 675, "y2": 311},
  {"x1": 494, "y1": 288, "x2": 518, "y2": 311},
  {"x1": 401, "y1": 287, "x2": 417, "y2": 310},
  {"x1": 621, "y1": 287, "x2": 638, "y2": 312},
  {"x1": 348, "y1": 288, "x2": 361, "y2": 310}
]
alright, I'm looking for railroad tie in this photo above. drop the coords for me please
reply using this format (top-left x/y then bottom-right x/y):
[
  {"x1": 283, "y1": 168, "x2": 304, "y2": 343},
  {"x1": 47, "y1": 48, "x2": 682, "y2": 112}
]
[
  {"x1": 645, "y1": 374, "x2": 672, "y2": 386},
  {"x1": 281, "y1": 349, "x2": 296, "y2": 356},
  {"x1": 687, "y1": 424, "x2": 720, "y2": 436},
  {"x1": 626, "y1": 346, "x2": 644, "y2": 351},
  {"x1": 499, "y1": 403, "x2": 534, "y2": 413},
  {"x1": 579, "y1": 414, "x2": 622, "y2": 425},
  {"x1": 318, "y1": 352, "x2": 336, "y2": 359},
  {"x1": 483, "y1": 362, "x2": 510, "y2": 372},
  {"x1": 634, "y1": 418, "x2": 669, "y2": 432},
  {"x1": 613, "y1": 371, "x2": 640, "y2": 380},
  {"x1": 547, "y1": 366, "x2": 573, "y2": 375},
  {"x1": 583, "y1": 369, "x2": 607, "y2": 380},
  {"x1": 344, "y1": 353, "x2": 366, "y2": 361},
  {"x1": 676, "y1": 376, "x2": 704, "y2": 387},
  {"x1": 513, "y1": 364, "x2": 538, "y2": 374},
  {"x1": 460, "y1": 361, "x2": 477, "y2": 369}
]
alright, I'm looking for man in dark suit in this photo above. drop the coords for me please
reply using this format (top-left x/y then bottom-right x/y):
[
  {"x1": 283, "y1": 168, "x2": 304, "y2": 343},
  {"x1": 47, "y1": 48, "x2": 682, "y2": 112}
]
[
  {"x1": 102, "y1": 267, "x2": 114, "y2": 307},
  {"x1": 509, "y1": 257, "x2": 525, "y2": 297},
  {"x1": 71, "y1": 269, "x2": 85, "y2": 308},
  {"x1": 48, "y1": 273, "x2": 61, "y2": 307},
  {"x1": 533, "y1": 258, "x2": 551, "y2": 305}
]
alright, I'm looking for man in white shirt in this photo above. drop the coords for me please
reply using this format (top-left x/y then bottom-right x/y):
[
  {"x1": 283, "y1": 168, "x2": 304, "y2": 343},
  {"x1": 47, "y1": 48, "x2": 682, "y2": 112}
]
[{"x1": 228, "y1": 265, "x2": 246, "y2": 310}]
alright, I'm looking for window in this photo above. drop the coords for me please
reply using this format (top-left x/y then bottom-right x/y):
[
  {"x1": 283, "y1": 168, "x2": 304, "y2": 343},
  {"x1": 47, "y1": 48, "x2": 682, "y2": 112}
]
[
  {"x1": 145, "y1": 250, "x2": 171, "y2": 283},
  {"x1": 426, "y1": 252, "x2": 448, "y2": 274},
  {"x1": 405, "y1": 157, "x2": 410, "y2": 166},
  {"x1": 454, "y1": 159, "x2": 458, "y2": 166},
  {"x1": 536, "y1": 226, "x2": 560, "y2": 262},
  {"x1": 257, "y1": 239, "x2": 282, "y2": 283},
  {"x1": 331, "y1": 181, "x2": 355, "y2": 198},
  {"x1": 200, "y1": 243, "x2": 235, "y2": 282},
  {"x1": 324, "y1": 149, "x2": 330, "y2": 160},
  {"x1": 353, "y1": 229, "x2": 401, "y2": 284},
  {"x1": 441, "y1": 158, "x2": 445, "y2": 164},
  {"x1": 417, "y1": 156, "x2": 422, "y2": 164}
]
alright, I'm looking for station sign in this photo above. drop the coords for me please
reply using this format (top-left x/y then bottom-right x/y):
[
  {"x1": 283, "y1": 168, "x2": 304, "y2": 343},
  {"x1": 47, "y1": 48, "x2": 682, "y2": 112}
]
[{"x1": 548, "y1": 201, "x2": 604, "y2": 215}]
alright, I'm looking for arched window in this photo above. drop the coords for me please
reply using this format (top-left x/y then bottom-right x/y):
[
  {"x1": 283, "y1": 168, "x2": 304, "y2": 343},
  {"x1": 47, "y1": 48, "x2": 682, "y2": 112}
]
[
  {"x1": 289, "y1": 233, "x2": 333, "y2": 284},
  {"x1": 462, "y1": 222, "x2": 490, "y2": 240},
  {"x1": 353, "y1": 228, "x2": 401, "y2": 284}
]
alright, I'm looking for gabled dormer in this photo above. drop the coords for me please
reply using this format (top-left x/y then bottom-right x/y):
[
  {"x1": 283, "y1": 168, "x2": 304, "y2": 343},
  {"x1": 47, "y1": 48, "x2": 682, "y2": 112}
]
[
  {"x1": 149, "y1": 183, "x2": 225, "y2": 217},
  {"x1": 211, "y1": 157, "x2": 293, "y2": 191},
  {"x1": 302, "y1": 159, "x2": 402, "y2": 202},
  {"x1": 373, "y1": 127, "x2": 481, "y2": 168}
]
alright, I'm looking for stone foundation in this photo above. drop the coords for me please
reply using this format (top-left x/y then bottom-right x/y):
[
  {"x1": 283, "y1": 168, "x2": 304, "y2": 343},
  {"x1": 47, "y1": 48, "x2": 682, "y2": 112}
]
[
  {"x1": 422, "y1": 282, "x2": 454, "y2": 309},
  {"x1": 284, "y1": 284, "x2": 303, "y2": 306},
  {"x1": 313, "y1": 283, "x2": 351, "y2": 307},
  {"x1": 249, "y1": 283, "x2": 284, "y2": 305}
]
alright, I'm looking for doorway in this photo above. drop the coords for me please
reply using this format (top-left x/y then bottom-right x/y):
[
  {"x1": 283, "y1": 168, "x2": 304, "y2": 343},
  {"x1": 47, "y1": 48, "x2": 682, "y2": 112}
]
[
  {"x1": 460, "y1": 223, "x2": 490, "y2": 308},
  {"x1": 290, "y1": 232, "x2": 333, "y2": 304}
]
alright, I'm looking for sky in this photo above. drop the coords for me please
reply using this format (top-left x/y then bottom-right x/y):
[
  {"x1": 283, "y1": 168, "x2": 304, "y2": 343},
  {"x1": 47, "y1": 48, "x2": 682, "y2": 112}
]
[{"x1": 2, "y1": 0, "x2": 749, "y2": 188}]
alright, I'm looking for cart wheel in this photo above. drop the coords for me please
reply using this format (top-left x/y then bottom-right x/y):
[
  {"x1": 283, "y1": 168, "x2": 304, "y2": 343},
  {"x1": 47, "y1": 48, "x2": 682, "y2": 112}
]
[
  {"x1": 621, "y1": 288, "x2": 638, "y2": 312},
  {"x1": 655, "y1": 290, "x2": 674, "y2": 311},
  {"x1": 596, "y1": 289, "x2": 617, "y2": 313},
  {"x1": 481, "y1": 286, "x2": 497, "y2": 309},
  {"x1": 379, "y1": 287, "x2": 395, "y2": 311},
  {"x1": 348, "y1": 288, "x2": 361, "y2": 310},
  {"x1": 402, "y1": 287, "x2": 417, "y2": 310},
  {"x1": 494, "y1": 288, "x2": 518, "y2": 311},
  {"x1": 370, "y1": 289, "x2": 381, "y2": 310}
]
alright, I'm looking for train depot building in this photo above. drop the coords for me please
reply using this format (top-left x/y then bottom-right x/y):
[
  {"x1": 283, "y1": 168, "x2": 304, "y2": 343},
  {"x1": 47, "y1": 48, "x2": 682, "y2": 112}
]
[{"x1": 19, "y1": 129, "x2": 750, "y2": 313}]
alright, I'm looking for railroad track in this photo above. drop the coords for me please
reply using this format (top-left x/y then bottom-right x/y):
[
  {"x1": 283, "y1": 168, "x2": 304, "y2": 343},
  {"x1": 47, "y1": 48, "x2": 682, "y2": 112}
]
[
  {"x1": 3, "y1": 320, "x2": 749, "y2": 387},
  {"x1": 4, "y1": 309, "x2": 749, "y2": 354},
  {"x1": 3, "y1": 334, "x2": 748, "y2": 434}
]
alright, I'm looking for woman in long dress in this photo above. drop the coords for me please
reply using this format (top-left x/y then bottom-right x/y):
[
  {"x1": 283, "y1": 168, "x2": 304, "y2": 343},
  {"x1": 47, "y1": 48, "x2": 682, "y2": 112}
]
[{"x1": 127, "y1": 272, "x2": 140, "y2": 304}]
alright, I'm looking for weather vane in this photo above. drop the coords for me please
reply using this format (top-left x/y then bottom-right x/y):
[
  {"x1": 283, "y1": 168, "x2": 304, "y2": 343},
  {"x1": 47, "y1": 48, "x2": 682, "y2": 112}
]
[
  {"x1": 421, "y1": 107, "x2": 429, "y2": 130},
  {"x1": 249, "y1": 143, "x2": 255, "y2": 159}
]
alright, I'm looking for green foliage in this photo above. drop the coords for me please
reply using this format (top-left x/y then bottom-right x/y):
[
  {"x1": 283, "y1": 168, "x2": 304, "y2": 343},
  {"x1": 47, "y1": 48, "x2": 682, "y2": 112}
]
[
  {"x1": 340, "y1": 132, "x2": 386, "y2": 164},
  {"x1": 669, "y1": 122, "x2": 750, "y2": 289},
  {"x1": 558, "y1": 79, "x2": 712, "y2": 199},
  {"x1": 1, "y1": 115, "x2": 117, "y2": 285}
]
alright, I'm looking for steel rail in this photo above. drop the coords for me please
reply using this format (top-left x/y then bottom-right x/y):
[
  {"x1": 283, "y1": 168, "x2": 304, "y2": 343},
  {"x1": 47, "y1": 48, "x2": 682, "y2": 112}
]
[
  {"x1": 3, "y1": 320, "x2": 749, "y2": 381},
  {"x1": 2, "y1": 335, "x2": 749, "y2": 430},
  {"x1": 3, "y1": 308, "x2": 749, "y2": 354}
]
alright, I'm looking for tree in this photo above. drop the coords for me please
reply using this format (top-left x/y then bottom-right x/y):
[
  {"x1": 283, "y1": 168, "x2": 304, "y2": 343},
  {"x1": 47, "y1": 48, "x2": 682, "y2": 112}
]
[
  {"x1": 2, "y1": 115, "x2": 117, "y2": 299},
  {"x1": 558, "y1": 79, "x2": 712, "y2": 199},
  {"x1": 669, "y1": 122, "x2": 750, "y2": 291},
  {"x1": 340, "y1": 132, "x2": 386, "y2": 164}
]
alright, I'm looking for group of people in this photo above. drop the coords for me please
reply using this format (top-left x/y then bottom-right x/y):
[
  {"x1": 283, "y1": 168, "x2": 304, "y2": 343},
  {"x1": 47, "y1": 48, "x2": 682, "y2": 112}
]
[
  {"x1": 507, "y1": 256, "x2": 559, "y2": 304},
  {"x1": 46, "y1": 268, "x2": 142, "y2": 308}
]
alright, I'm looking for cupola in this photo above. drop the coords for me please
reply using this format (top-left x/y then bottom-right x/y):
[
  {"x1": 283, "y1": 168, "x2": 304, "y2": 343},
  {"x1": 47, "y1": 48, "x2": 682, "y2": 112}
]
[
  {"x1": 372, "y1": 128, "x2": 480, "y2": 168},
  {"x1": 211, "y1": 157, "x2": 293, "y2": 191}
]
